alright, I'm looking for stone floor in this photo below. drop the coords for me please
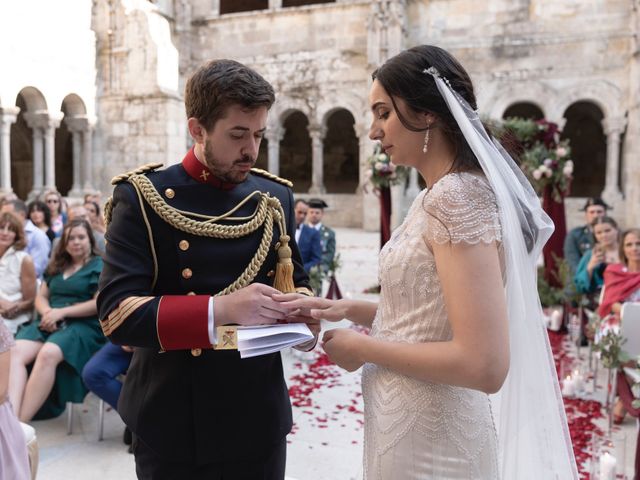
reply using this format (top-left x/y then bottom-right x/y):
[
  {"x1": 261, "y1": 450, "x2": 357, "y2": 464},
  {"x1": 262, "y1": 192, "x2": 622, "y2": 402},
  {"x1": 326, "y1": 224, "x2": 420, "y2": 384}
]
[{"x1": 27, "y1": 228, "x2": 638, "y2": 479}]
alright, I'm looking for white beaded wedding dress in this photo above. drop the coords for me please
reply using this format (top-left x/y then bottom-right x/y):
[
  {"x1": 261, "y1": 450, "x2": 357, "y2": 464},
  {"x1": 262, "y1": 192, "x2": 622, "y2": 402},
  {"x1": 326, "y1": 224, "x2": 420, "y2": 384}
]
[{"x1": 362, "y1": 172, "x2": 502, "y2": 479}]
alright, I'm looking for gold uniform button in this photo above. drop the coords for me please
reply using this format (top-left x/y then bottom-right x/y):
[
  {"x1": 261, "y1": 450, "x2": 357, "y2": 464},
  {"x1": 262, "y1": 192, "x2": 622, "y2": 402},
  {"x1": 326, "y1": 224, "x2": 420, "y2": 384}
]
[
  {"x1": 191, "y1": 348, "x2": 202, "y2": 357},
  {"x1": 165, "y1": 188, "x2": 175, "y2": 199},
  {"x1": 179, "y1": 240, "x2": 190, "y2": 251},
  {"x1": 187, "y1": 291, "x2": 196, "y2": 296},
  {"x1": 182, "y1": 268, "x2": 193, "y2": 279}
]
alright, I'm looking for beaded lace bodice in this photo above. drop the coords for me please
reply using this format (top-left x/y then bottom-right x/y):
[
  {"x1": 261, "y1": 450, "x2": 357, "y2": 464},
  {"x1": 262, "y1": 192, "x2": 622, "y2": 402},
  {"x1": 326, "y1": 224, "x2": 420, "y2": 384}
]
[{"x1": 362, "y1": 172, "x2": 503, "y2": 479}]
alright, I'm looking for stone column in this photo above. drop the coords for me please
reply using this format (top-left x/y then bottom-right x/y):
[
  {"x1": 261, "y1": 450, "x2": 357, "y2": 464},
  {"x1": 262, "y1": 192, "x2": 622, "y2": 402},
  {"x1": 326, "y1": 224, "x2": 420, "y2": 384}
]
[
  {"x1": 265, "y1": 127, "x2": 283, "y2": 175},
  {"x1": 602, "y1": 117, "x2": 626, "y2": 203},
  {"x1": 308, "y1": 124, "x2": 326, "y2": 194},
  {"x1": 269, "y1": 0, "x2": 283, "y2": 8},
  {"x1": 357, "y1": 123, "x2": 379, "y2": 231},
  {"x1": 24, "y1": 112, "x2": 49, "y2": 199},
  {"x1": 65, "y1": 116, "x2": 86, "y2": 197},
  {"x1": 210, "y1": 0, "x2": 220, "y2": 16},
  {"x1": 0, "y1": 107, "x2": 20, "y2": 194},
  {"x1": 82, "y1": 124, "x2": 95, "y2": 192},
  {"x1": 43, "y1": 116, "x2": 61, "y2": 191}
]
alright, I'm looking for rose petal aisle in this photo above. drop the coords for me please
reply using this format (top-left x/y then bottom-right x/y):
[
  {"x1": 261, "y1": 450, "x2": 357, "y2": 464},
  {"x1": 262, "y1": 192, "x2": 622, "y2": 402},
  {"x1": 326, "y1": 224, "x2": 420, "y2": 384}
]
[{"x1": 548, "y1": 330, "x2": 605, "y2": 479}]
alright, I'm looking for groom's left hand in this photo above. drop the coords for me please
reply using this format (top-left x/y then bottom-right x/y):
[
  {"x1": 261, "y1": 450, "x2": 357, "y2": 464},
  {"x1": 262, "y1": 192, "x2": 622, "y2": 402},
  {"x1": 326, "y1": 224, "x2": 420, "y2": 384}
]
[{"x1": 322, "y1": 328, "x2": 367, "y2": 372}]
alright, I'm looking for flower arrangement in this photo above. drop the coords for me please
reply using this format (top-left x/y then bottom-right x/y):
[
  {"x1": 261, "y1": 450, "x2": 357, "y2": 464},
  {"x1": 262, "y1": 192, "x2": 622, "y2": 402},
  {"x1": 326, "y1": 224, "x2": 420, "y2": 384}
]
[
  {"x1": 501, "y1": 118, "x2": 573, "y2": 200},
  {"x1": 364, "y1": 143, "x2": 408, "y2": 190},
  {"x1": 592, "y1": 315, "x2": 629, "y2": 369}
]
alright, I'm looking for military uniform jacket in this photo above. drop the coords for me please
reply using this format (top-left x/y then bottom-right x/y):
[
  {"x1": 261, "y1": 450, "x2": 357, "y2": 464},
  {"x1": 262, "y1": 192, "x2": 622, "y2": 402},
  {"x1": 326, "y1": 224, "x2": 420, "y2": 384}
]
[
  {"x1": 97, "y1": 150, "x2": 311, "y2": 465},
  {"x1": 317, "y1": 224, "x2": 336, "y2": 273},
  {"x1": 564, "y1": 225, "x2": 594, "y2": 272}
]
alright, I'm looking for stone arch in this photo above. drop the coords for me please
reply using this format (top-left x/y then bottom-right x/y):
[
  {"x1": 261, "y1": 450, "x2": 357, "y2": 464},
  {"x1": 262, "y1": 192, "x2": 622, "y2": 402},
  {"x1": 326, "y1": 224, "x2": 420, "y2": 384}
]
[
  {"x1": 279, "y1": 109, "x2": 312, "y2": 193},
  {"x1": 502, "y1": 102, "x2": 544, "y2": 120},
  {"x1": 561, "y1": 101, "x2": 606, "y2": 197},
  {"x1": 321, "y1": 107, "x2": 359, "y2": 193},
  {"x1": 10, "y1": 87, "x2": 49, "y2": 199},
  {"x1": 553, "y1": 81, "x2": 624, "y2": 123},
  {"x1": 17, "y1": 86, "x2": 48, "y2": 113},
  {"x1": 486, "y1": 82, "x2": 557, "y2": 122}
]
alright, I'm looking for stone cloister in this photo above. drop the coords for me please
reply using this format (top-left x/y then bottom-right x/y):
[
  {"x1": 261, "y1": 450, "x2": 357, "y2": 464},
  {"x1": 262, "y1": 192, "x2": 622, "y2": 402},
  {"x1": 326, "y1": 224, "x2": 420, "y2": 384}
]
[{"x1": 0, "y1": 0, "x2": 638, "y2": 229}]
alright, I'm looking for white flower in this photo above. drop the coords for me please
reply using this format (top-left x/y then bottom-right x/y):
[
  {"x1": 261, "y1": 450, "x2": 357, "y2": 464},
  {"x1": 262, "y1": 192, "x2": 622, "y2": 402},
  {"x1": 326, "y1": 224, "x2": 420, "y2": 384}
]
[
  {"x1": 544, "y1": 168, "x2": 553, "y2": 178},
  {"x1": 562, "y1": 166, "x2": 573, "y2": 177},
  {"x1": 556, "y1": 147, "x2": 567, "y2": 157},
  {"x1": 532, "y1": 168, "x2": 543, "y2": 180},
  {"x1": 374, "y1": 161, "x2": 384, "y2": 171},
  {"x1": 565, "y1": 160, "x2": 573, "y2": 170},
  {"x1": 377, "y1": 154, "x2": 388, "y2": 161},
  {"x1": 543, "y1": 158, "x2": 553, "y2": 167}
]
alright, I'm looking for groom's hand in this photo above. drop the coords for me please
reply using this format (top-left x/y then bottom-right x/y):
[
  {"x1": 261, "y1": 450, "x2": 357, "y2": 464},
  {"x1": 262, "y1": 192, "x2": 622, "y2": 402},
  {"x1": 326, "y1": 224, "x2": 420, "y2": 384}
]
[{"x1": 215, "y1": 283, "x2": 293, "y2": 326}]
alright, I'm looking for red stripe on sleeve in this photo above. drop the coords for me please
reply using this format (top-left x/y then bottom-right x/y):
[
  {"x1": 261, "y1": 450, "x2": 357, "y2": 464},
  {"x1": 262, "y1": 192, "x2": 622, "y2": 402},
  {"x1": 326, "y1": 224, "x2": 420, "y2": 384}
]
[{"x1": 157, "y1": 295, "x2": 211, "y2": 350}]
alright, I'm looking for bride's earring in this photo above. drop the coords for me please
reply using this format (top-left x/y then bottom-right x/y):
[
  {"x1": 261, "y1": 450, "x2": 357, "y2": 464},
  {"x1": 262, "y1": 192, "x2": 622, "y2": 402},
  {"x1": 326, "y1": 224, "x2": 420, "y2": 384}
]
[{"x1": 422, "y1": 127, "x2": 430, "y2": 154}]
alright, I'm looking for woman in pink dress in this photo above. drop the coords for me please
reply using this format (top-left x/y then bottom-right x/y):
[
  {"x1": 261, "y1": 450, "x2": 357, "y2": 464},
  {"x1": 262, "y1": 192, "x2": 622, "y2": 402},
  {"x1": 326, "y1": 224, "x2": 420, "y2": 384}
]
[{"x1": 0, "y1": 320, "x2": 30, "y2": 479}]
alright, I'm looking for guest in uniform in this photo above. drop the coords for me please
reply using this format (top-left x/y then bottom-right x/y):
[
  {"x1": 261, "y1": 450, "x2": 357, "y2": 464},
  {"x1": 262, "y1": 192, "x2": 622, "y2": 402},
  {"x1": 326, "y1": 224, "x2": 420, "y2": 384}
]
[
  {"x1": 564, "y1": 197, "x2": 609, "y2": 273},
  {"x1": 306, "y1": 198, "x2": 336, "y2": 274}
]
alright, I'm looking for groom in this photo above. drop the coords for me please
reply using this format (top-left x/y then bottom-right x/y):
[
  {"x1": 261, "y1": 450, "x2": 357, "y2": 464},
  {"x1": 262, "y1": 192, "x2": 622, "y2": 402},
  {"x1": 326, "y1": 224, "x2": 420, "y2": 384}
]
[{"x1": 97, "y1": 59, "x2": 316, "y2": 479}]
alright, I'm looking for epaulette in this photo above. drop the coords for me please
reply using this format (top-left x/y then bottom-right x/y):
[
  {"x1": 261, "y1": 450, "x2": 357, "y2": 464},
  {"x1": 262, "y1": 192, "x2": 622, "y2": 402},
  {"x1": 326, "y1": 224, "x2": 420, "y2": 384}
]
[
  {"x1": 110, "y1": 163, "x2": 164, "y2": 185},
  {"x1": 250, "y1": 168, "x2": 293, "y2": 188}
]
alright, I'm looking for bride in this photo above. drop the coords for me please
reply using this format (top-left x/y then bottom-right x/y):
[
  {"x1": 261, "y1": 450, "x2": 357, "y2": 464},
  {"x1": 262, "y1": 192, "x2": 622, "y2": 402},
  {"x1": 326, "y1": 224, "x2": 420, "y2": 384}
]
[{"x1": 276, "y1": 45, "x2": 578, "y2": 479}]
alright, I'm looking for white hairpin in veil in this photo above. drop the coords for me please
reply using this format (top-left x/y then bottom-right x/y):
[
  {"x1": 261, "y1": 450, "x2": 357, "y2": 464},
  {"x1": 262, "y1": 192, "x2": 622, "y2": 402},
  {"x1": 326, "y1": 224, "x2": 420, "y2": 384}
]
[{"x1": 424, "y1": 66, "x2": 579, "y2": 479}]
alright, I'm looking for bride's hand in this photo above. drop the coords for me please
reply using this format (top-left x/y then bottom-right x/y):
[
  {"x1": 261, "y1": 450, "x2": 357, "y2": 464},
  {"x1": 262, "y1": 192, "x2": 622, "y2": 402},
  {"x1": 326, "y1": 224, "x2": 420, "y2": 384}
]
[
  {"x1": 272, "y1": 294, "x2": 348, "y2": 322},
  {"x1": 322, "y1": 328, "x2": 367, "y2": 372}
]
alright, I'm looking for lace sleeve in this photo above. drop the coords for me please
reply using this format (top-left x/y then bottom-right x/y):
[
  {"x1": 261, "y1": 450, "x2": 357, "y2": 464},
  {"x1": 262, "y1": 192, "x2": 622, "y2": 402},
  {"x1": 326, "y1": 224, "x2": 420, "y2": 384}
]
[
  {"x1": 423, "y1": 173, "x2": 502, "y2": 246},
  {"x1": 0, "y1": 321, "x2": 15, "y2": 353}
]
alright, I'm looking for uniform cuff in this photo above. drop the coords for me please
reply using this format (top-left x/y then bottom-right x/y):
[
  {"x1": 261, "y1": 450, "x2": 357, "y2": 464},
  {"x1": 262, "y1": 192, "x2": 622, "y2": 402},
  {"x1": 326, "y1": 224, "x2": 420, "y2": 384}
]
[{"x1": 157, "y1": 295, "x2": 211, "y2": 350}]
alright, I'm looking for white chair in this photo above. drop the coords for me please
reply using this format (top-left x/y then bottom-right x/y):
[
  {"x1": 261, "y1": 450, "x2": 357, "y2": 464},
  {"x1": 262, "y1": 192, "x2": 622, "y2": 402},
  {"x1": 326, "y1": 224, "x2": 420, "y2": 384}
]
[
  {"x1": 20, "y1": 422, "x2": 38, "y2": 480},
  {"x1": 621, "y1": 302, "x2": 640, "y2": 383},
  {"x1": 66, "y1": 398, "x2": 106, "y2": 440}
]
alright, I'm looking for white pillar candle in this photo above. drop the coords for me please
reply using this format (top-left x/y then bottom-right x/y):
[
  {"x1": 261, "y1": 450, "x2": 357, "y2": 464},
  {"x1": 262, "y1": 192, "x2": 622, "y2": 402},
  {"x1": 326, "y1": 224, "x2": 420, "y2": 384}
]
[
  {"x1": 562, "y1": 375, "x2": 576, "y2": 397},
  {"x1": 599, "y1": 451, "x2": 616, "y2": 480},
  {"x1": 550, "y1": 310, "x2": 563, "y2": 331}
]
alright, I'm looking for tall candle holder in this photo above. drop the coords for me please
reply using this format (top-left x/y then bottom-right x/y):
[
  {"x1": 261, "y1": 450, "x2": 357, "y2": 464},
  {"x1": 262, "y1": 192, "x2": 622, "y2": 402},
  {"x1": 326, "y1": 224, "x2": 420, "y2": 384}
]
[{"x1": 590, "y1": 432, "x2": 627, "y2": 480}]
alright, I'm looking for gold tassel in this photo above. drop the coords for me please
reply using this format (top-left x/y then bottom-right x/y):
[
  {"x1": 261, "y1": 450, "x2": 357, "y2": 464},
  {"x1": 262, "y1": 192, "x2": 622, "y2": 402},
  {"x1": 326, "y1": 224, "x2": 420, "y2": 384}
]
[{"x1": 273, "y1": 235, "x2": 296, "y2": 293}]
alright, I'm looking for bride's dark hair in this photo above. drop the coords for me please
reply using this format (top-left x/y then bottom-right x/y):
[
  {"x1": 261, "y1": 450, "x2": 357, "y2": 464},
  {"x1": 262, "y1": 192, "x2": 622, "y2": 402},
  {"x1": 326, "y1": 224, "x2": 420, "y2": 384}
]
[
  {"x1": 374, "y1": 45, "x2": 538, "y2": 252},
  {"x1": 373, "y1": 45, "x2": 492, "y2": 173}
]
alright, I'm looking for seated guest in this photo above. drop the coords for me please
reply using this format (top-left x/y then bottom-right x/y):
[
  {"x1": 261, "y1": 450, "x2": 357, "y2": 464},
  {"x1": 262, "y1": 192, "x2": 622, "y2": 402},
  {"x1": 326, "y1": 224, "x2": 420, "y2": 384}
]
[
  {"x1": 52, "y1": 205, "x2": 105, "y2": 254},
  {"x1": 598, "y1": 228, "x2": 640, "y2": 424},
  {"x1": 28, "y1": 200, "x2": 56, "y2": 243},
  {"x1": 293, "y1": 199, "x2": 322, "y2": 272},
  {"x1": 0, "y1": 319, "x2": 30, "y2": 479},
  {"x1": 574, "y1": 217, "x2": 620, "y2": 295},
  {"x1": 0, "y1": 212, "x2": 37, "y2": 335},
  {"x1": 84, "y1": 200, "x2": 106, "y2": 234},
  {"x1": 564, "y1": 197, "x2": 609, "y2": 273},
  {"x1": 9, "y1": 219, "x2": 105, "y2": 421},
  {"x1": 82, "y1": 342, "x2": 133, "y2": 450},
  {"x1": 42, "y1": 190, "x2": 67, "y2": 238},
  {"x1": 1, "y1": 200, "x2": 50, "y2": 279}
]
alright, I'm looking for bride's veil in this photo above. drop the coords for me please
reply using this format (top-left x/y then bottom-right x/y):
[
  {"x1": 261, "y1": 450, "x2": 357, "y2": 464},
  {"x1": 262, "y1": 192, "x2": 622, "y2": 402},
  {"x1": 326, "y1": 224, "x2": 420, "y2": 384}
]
[{"x1": 424, "y1": 67, "x2": 579, "y2": 479}]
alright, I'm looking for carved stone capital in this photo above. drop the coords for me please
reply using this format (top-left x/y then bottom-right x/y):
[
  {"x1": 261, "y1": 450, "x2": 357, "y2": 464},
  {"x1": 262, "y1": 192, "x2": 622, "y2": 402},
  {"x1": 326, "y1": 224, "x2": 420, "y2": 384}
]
[
  {"x1": 64, "y1": 115, "x2": 90, "y2": 133},
  {"x1": 264, "y1": 126, "x2": 284, "y2": 143},
  {"x1": 23, "y1": 111, "x2": 49, "y2": 130},
  {"x1": 307, "y1": 124, "x2": 327, "y2": 140},
  {"x1": 602, "y1": 116, "x2": 627, "y2": 137},
  {"x1": 0, "y1": 106, "x2": 20, "y2": 127}
]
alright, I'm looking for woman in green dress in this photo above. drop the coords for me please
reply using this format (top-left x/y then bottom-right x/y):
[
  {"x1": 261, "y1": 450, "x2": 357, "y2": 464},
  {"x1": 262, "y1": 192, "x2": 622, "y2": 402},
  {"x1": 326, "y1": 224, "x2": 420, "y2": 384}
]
[{"x1": 9, "y1": 218, "x2": 104, "y2": 421}]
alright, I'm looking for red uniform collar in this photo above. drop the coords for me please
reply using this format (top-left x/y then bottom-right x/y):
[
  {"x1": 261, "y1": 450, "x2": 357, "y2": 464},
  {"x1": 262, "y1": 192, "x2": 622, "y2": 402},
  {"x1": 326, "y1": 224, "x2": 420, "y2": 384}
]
[{"x1": 181, "y1": 147, "x2": 237, "y2": 190}]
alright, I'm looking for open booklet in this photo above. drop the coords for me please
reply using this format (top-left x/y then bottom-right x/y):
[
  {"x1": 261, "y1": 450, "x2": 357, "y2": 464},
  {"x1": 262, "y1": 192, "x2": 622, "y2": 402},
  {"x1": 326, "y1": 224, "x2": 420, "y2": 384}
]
[{"x1": 215, "y1": 323, "x2": 314, "y2": 359}]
